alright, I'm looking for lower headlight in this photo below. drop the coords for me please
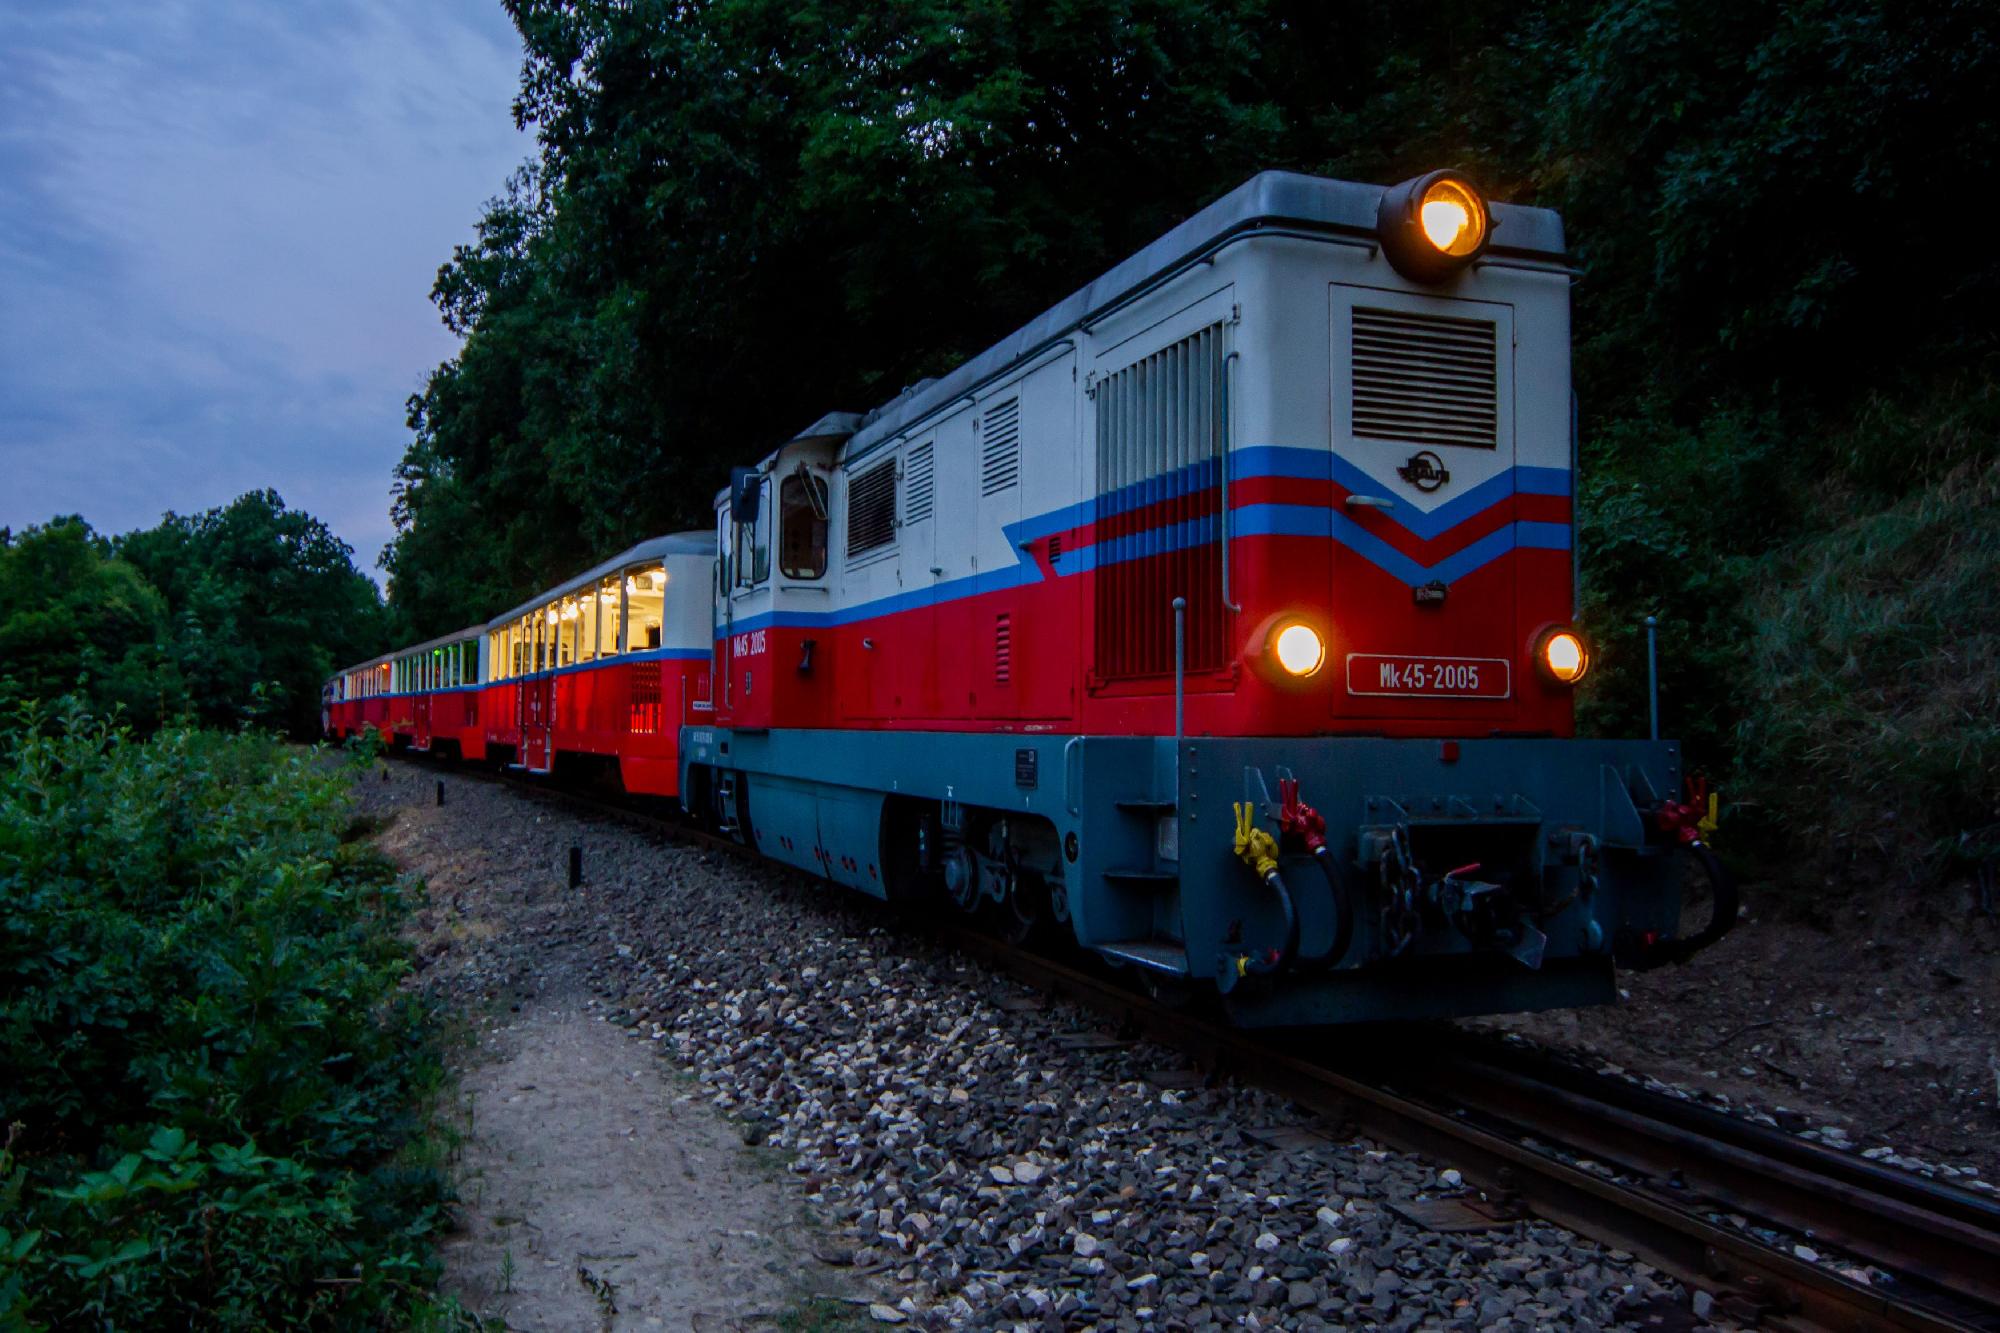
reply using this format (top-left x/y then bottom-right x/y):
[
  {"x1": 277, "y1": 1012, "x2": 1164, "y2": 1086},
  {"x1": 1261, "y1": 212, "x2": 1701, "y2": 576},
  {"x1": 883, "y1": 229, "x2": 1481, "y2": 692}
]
[
  {"x1": 1273, "y1": 623, "x2": 1326, "y2": 677},
  {"x1": 1537, "y1": 628, "x2": 1590, "y2": 684}
]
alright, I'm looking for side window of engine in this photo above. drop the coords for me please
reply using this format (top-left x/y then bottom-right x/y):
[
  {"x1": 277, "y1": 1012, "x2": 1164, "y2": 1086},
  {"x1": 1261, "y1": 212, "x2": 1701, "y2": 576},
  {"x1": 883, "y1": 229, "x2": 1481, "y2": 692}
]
[
  {"x1": 735, "y1": 478, "x2": 772, "y2": 588},
  {"x1": 779, "y1": 471, "x2": 829, "y2": 579}
]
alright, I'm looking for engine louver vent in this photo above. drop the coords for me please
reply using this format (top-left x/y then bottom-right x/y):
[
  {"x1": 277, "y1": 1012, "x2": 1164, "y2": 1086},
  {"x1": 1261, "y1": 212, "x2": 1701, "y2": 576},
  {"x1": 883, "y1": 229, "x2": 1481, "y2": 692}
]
[
  {"x1": 994, "y1": 613, "x2": 1012, "y2": 685},
  {"x1": 904, "y1": 442, "x2": 934, "y2": 525},
  {"x1": 1092, "y1": 321, "x2": 1227, "y2": 680},
  {"x1": 845, "y1": 458, "x2": 898, "y2": 559},
  {"x1": 980, "y1": 397, "x2": 1020, "y2": 495},
  {"x1": 1351, "y1": 307, "x2": 1498, "y2": 450}
]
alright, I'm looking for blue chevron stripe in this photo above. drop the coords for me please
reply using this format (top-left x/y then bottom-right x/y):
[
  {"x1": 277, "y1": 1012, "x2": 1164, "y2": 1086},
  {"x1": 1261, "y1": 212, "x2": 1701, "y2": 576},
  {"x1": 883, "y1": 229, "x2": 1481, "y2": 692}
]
[{"x1": 720, "y1": 450, "x2": 1569, "y2": 638}]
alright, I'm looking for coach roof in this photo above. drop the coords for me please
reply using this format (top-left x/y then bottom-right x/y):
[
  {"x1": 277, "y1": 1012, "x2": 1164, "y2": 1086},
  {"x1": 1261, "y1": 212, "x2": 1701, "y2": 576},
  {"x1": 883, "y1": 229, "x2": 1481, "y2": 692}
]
[
  {"x1": 484, "y1": 530, "x2": 714, "y2": 631},
  {"x1": 332, "y1": 622, "x2": 486, "y2": 680}
]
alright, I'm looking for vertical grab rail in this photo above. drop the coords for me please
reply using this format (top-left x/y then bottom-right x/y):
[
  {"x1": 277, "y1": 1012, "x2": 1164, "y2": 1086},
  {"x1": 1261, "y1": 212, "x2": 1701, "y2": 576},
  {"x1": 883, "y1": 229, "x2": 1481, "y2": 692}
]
[
  {"x1": 1172, "y1": 596, "x2": 1187, "y2": 805},
  {"x1": 1645, "y1": 614, "x2": 1661, "y2": 741},
  {"x1": 1219, "y1": 349, "x2": 1243, "y2": 613}
]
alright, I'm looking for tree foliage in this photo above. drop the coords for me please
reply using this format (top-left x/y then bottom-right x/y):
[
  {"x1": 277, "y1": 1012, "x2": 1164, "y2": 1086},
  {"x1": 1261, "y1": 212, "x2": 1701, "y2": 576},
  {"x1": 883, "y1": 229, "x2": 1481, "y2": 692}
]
[
  {"x1": 0, "y1": 521, "x2": 176, "y2": 731},
  {"x1": 389, "y1": 0, "x2": 2000, "y2": 873},
  {"x1": 0, "y1": 494, "x2": 388, "y2": 739},
  {"x1": 120, "y1": 490, "x2": 389, "y2": 738}
]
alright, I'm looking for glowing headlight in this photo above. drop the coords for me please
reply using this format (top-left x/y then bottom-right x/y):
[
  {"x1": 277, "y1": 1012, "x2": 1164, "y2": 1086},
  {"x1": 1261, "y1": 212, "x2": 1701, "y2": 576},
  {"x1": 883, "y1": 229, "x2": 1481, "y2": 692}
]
[
  {"x1": 1377, "y1": 171, "x2": 1493, "y2": 282},
  {"x1": 1417, "y1": 178, "x2": 1486, "y2": 256},
  {"x1": 1537, "y1": 628, "x2": 1590, "y2": 685},
  {"x1": 1273, "y1": 623, "x2": 1326, "y2": 677}
]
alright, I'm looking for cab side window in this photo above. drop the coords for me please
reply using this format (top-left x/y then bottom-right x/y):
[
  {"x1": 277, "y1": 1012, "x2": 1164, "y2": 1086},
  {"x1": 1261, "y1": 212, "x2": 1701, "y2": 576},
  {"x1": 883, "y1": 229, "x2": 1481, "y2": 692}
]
[
  {"x1": 779, "y1": 472, "x2": 829, "y2": 579},
  {"x1": 735, "y1": 478, "x2": 772, "y2": 588}
]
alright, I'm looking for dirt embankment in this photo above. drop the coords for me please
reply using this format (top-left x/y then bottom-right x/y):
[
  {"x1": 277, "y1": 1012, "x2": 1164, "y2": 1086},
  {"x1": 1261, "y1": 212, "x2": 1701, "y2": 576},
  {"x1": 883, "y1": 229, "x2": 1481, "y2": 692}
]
[{"x1": 1493, "y1": 889, "x2": 2000, "y2": 1189}]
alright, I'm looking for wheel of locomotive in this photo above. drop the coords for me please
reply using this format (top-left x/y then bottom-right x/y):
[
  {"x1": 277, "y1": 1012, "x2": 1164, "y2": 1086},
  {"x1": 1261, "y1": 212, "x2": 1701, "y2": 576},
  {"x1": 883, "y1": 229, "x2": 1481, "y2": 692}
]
[
  {"x1": 985, "y1": 868, "x2": 1047, "y2": 946},
  {"x1": 940, "y1": 845, "x2": 982, "y2": 915}
]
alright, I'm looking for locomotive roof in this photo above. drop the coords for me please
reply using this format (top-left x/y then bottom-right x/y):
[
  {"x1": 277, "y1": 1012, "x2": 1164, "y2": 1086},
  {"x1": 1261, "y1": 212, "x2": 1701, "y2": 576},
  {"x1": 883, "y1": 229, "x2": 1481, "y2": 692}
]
[
  {"x1": 783, "y1": 170, "x2": 1565, "y2": 466},
  {"x1": 483, "y1": 530, "x2": 714, "y2": 630}
]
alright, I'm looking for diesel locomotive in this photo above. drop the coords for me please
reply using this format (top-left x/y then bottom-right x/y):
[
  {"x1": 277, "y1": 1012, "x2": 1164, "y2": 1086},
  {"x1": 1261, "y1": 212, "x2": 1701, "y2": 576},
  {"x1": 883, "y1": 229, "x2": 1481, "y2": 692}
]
[{"x1": 327, "y1": 169, "x2": 1734, "y2": 1026}]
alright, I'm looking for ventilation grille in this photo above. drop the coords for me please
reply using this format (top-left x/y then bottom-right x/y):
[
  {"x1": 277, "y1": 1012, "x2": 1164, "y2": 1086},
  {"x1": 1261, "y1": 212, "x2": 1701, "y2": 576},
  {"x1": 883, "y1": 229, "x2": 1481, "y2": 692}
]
[
  {"x1": 1351, "y1": 306, "x2": 1498, "y2": 450},
  {"x1": 1092, "y1": 321, "x2": 1228, "y2": 680},
  {"x1": 904, "y1": 442, "x2": 934, "y2": 525},
  {"x1": 980, "y1": 397, "x2": 1020, "y2": 496},
  {"x1": 845, "y1": 459, "x2": 898, "y2": 559},
  {"x1": 994, "y1": 613, "x2": 1012, "y2": 685},
  {"x1": 628, "y1": 662, "x2": 661, "y2": 734}
]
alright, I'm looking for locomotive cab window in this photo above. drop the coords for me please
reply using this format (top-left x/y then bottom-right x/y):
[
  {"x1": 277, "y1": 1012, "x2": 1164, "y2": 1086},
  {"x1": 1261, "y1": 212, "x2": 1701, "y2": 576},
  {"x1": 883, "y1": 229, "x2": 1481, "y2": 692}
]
[
  {"x1": 779, "y1": 470, "x2": 829, "y2": 579},
  {"x1": 735, "y1": 477, "x2": 772, "y2": 589}
]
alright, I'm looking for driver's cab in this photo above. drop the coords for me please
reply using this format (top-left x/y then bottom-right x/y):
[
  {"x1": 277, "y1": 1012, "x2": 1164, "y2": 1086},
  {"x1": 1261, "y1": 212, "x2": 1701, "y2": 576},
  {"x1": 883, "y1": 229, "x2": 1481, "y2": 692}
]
[{"x1": 715, "y1": 417, "x2": 853, "y2": 729}]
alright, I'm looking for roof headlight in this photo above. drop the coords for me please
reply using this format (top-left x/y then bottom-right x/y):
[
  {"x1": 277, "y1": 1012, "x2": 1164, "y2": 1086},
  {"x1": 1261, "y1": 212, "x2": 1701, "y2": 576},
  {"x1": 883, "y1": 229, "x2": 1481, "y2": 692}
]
[{"x1": 1378, "y1": 171, "x2": 1492, "y2": 282}]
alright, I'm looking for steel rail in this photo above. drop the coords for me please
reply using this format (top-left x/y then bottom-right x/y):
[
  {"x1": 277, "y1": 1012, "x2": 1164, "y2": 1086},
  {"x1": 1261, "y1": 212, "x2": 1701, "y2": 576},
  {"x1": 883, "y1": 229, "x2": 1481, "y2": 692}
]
[
  {"x1": 1398, "y1": 1033, "x2": 2000, "y2": 1315},
  {"x1": 942, "y1": 931, "x2": 1991, "y2": 1333},
  {"x1": 409, "y1": 757, "x2": 1997, "y2": 1332}
]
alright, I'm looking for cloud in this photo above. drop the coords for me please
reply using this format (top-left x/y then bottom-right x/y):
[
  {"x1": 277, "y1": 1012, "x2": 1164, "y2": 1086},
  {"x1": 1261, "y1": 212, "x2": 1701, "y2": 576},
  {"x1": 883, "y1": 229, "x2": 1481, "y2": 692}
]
[{"x1": 0, "y1": 0, "x2": 528, "y2": 577}]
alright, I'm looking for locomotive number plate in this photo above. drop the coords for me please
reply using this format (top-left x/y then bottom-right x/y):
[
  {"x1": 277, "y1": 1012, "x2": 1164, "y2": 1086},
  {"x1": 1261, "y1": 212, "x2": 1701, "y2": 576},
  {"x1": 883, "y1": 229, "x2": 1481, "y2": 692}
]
[{"x1": 1346, "y1": 654, "x2": 1511, "y2": 699}]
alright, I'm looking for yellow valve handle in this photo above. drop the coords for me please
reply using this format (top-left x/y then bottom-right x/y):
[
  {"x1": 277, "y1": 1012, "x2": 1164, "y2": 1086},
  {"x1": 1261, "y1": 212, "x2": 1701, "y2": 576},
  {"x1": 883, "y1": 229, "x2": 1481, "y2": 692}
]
[
  {"x1": 1232, "y1": 802, "x2": 1281, "y2": 879},
  {"x1": 1698, "y1": 791, "x2": 1720, "y2": 838}
]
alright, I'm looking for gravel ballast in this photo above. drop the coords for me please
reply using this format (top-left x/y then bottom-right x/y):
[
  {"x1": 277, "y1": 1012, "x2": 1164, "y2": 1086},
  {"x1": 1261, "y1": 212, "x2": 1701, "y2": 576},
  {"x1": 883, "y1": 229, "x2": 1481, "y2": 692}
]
[{"x1": 364, "y1": 760, "x2": 1698, "y2": 1330}]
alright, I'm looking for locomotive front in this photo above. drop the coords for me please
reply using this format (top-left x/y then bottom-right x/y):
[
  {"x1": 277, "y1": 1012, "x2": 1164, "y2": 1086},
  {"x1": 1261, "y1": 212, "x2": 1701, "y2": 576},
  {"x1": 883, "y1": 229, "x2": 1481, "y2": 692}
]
[
  {"x1": 1121, "y1": 171, "x2": 1731, "y2": 1024},
  {"x1": 684, "y1": 168, "x2": 1732, "y2": 1026}
]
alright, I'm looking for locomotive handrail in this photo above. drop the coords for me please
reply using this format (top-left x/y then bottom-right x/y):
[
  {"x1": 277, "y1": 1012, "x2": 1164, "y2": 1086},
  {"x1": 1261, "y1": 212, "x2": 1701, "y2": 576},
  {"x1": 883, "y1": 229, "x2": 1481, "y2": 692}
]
[{"x1": 1220, "y1": 348, "x2": 1242, "y2": 613}]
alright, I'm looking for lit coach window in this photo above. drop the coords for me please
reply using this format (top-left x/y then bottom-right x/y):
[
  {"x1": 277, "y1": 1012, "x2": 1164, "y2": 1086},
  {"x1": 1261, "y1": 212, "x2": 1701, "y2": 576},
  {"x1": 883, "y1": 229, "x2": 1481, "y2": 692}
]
[
  {"x1": 1536, "y1": 627, "x2": 1590, "y2": 685},
  {"x1": 1377, "y1": 171, "x2": 1491, "y2": 283}
]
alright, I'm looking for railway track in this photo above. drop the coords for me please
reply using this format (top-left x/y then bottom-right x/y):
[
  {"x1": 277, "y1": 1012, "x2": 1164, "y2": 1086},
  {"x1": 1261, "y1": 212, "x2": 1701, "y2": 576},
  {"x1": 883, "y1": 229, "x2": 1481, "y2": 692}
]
[{"x1": 420, "y1": 756, "x2": 2000, "y2": 1331}]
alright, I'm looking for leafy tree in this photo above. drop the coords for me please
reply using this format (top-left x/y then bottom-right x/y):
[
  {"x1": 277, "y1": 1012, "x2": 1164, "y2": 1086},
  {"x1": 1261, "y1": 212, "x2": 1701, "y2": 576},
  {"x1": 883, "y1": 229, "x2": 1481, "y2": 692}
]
[
  {"x1": 119, "y1": 491, "x2": 390, "y2": 738},
  {"x1": 0, "y1": 519, "x2": 176, "y2": 729},
  {"x1": 387, "y1": 0, "x2": 1302, "y2": 634},
  {"x1": 0, "y1": 495, "x2": 387, "y2": 740},
  {"x1": 387, "y1": 0, "x2": 2000, "y2": 876}
]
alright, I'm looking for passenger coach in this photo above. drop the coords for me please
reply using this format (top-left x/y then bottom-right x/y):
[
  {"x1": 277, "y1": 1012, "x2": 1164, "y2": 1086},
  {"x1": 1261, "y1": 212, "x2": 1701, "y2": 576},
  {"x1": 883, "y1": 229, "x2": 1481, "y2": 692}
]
[{"x1": 325, "y1": 533, "x2": 714, "y2": 796}]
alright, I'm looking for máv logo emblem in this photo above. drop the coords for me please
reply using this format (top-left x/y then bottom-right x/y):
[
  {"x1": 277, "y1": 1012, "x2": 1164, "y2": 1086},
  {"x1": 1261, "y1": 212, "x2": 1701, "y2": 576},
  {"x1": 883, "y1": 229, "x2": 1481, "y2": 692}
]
[{"x1": 1396, "y1": 450, "x2": 1451, "y2": 492}]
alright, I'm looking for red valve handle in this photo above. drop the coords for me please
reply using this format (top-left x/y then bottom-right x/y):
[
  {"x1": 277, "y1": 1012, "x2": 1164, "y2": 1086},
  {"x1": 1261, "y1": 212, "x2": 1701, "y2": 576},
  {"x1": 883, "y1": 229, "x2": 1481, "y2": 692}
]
[
  {"x1": 1278, "y1": 777, "x2": 1327, "y2": 853},
  {"x1": 1654, "y1": 775, "x2": 1715, "y2": 846}
]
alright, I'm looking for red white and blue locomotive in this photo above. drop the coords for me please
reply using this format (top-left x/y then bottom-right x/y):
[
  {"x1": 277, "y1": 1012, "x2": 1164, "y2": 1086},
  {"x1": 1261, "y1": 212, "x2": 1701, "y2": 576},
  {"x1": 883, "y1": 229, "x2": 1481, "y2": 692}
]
[{"x1": 328, "y1": 170, "x2": 1732, "y2": 1026}]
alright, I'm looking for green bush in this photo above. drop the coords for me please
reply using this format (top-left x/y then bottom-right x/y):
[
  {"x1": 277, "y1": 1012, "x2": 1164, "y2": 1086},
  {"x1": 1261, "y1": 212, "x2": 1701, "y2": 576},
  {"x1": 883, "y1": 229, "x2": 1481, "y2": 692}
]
[
  {"x1": 0, "y1": 715, "x2": 450, "y2": 1329},
  {"x1": 1737, "y1": 457, "x2": 2000, "y2": 874}
]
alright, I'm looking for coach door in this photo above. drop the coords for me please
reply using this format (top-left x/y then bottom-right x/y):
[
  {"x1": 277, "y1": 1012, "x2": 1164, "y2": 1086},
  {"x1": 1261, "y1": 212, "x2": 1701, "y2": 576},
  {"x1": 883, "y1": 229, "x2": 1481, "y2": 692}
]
[
  {"x1": 517, "y1": 610, "x2": 555, "y2": 772},
  {"x1": 1327, "y1": 285, "x2": 1519, "y2": 723}
]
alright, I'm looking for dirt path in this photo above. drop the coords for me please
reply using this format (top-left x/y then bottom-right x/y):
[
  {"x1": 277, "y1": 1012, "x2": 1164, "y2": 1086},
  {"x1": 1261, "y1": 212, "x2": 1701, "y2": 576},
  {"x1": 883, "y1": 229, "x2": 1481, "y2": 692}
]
[
  {"x1": 358, "y1": 765, "x2": 869, "y2": 1331},
  {"x1": 442, "y1": 1006, "x2": 821, "y2": 1330}
]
